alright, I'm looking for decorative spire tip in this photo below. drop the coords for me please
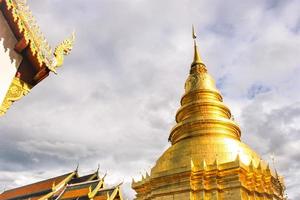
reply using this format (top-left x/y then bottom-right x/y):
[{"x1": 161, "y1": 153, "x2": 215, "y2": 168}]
[
  {"x1": 75, "y1": 163, "x2": 79, "y2": 172},
  {"x1": 191, "y1": 25, "x2": 204, "y2": 67}
]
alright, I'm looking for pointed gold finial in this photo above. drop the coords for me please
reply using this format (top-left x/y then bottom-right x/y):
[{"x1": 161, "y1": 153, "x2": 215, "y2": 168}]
[
  {"x1": 191, "y1": 25, "x2": 204, "y2": 67},
  {"x1": 75, "y1": 163, "x2": 79, "y2": 172},
  {"x1": 96, "y1": 164, "x2": 100, "y2": 173},
  {"x1": 192, "y1": 25, "x2": 197, "y2": 40}
]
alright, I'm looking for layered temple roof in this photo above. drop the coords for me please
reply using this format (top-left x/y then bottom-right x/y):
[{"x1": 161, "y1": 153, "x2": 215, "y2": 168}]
[
  {"x1": 0, "y1": 0, "x2": 74, "y2": 115},
  {"x1": 0, "y1": 169, "x2": 123, "y2": 200}
]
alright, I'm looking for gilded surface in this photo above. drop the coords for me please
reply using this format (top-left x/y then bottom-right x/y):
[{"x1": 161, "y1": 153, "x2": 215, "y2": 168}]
[
  {"x1": 0, "y1": 11, "x2": 23, "y2": 107},
  {"x1": 0, "y1": 0, "x2": 75, "y2": 116},
  {"x1": 132, "y1": 32, "x2": 286, "y2": 199},
  {"x1": 38, "y1": 171, "x2": 77, "y2": 200},
  {"x1": 0, "y1": 77, "x2": 32, "y2": 116},
  {"x1": 3, "y1": 0, "x2": 74, "y2": 73},
  {"x1": 50, "y1": 32, "x2": 75, "y2": 74}
]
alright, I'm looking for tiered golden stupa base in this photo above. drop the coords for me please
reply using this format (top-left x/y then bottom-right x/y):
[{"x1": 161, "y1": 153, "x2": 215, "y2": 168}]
[
  {"x1": 133, "y1": 137, "x2": 284, "y2": 200},
  {"x1": 190, "y1": 158, "x2": 283, "y2": 200}
]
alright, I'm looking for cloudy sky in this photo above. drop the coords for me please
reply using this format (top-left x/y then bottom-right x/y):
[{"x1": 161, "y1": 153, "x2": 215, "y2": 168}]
[{"x1": 1, "y1": 0, "x2": 300, "y2": 199}]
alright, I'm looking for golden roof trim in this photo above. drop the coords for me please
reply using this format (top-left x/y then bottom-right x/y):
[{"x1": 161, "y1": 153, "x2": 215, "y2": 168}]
[
  {"x1": 38, "y1": 171, "x2": 76, "y2": 200},
  {"x1": 88, "y1": 174, "x2": 106, "y2": 199},
  {"x1": 0, "y1": 77, "x2": 32, "y2": 116},
  {"x1": 106, "y1": 183, "x2": 123, "y2": 200}
]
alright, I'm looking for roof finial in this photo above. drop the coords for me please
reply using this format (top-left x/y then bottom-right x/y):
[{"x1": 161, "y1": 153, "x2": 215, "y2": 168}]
[
  {"x1": 75, "y1": 163, "x2": 79, "y2": 173},
  {"x1": 96, "y1": 164, "x2": 100, "y2": 173},
  {"x1": 191, "y1": 25, "x2": 204, "y2": 67}
]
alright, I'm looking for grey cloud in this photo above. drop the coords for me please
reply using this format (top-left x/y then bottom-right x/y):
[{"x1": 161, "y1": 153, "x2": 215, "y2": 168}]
[
  {"x1": 17, "y1": 140, "x2": 96, "y2": 161},
  {"x1": 1, "y1": 0, "x2": 300, "y2": 199},
  {"x1": 240, "y1": 93, "x2": 300, "y2": 199}
]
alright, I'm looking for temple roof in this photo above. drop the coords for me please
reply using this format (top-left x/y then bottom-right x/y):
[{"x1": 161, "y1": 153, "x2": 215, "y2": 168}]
[
  {"x1": 0, "y1": 170, "x2": 123, "y2": 200},
  {"x1": 94, "y1": 186, "x2": 123, "y2": 200},
  {"x1": 0, "y1": 172, "x2": 76, "y2": 200},
  {"x1": 68, "y1": 172, "x2": 99, "y2": 184},
  {"x1": 57, "y1": 179, "x2": 102, "y2": 199}
]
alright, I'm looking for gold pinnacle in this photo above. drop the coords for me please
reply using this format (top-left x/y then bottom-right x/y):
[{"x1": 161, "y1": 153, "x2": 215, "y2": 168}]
[{"x1": 191, "y1": 25, "x2": 204, "y2": 67}]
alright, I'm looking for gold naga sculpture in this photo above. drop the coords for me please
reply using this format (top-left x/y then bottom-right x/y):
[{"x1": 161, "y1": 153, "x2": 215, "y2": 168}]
[{"x1": 49, "y1": 32, "x2": 76, "y2": 74}]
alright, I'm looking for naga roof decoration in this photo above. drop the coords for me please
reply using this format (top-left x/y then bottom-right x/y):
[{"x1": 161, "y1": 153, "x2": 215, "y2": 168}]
[
  {"x1": 0, "y1": 0, "x2": 75, "y2": 116},
  {"x1": 2, "y1": 0, "x2": 74, "y2": 74}
]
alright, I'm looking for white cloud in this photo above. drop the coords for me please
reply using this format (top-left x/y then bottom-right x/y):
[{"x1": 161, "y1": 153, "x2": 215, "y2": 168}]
[{"x1": 1, "y1": 0, "x2": 300, "y2": 199}]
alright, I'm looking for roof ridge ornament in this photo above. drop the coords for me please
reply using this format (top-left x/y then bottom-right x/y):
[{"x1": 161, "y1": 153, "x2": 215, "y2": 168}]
[
  {"x1": 96, "y1": 164, "x2": 100, "y2": 173},
  {"x1": 88, "y1": 178, "x2": 105, "y2": 199},
  {"x1": 75, "y1": 163, "x2": 79, "y2": 173},
  {"x1": 38, "y1": 172, "x2": 77, "y2": 200},
  {"x1": 50, "y1": 32, "x2": 75, "y2": 74}
]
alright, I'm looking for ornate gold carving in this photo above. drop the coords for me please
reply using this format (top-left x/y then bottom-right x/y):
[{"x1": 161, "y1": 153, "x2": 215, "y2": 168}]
[
  {"x1": 184, "y1": 75, "x2": 196, "y2": 92},
  {"x1": 49, "y1": 32, "x2": 75, "y2": 74},
  {"x1": 190, "y1": 158, "x2": 285, "y2": 199},
  {"x1": 0, "y1": 77, "x2": 32, "y2": 116},
  {"x1": 38, "y1": 171, "x2": 77, "y2": 200},
  {"x1": 107, "y1": 184, "x2": 123, "y2": 200},
  {"x1": 88, "y1": 178, "x2": 104, "y2": 199},
  {"x1": 4, "y1": 0, "x2": 74, "y2": 73}
]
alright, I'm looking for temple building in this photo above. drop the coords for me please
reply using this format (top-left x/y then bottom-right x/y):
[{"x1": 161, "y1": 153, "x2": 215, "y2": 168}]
[
  {"x1": 0, "y1": 0, "x2": 74, "y2": 116},
  {"x1": 132, "y1": 29, "x2": 286, "y2": 199},
  {"x1": 0, "y1": 168, "x2": 124, "y2": 200}
]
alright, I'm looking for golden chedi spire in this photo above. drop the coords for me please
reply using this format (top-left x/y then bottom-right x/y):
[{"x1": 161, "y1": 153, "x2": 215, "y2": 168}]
[
  {"x1": 191, "y1": 25, "x2": 204, "y2": 67},
  {"x1": 168, "y1": 26, "x2": 241, "y2": 145},
  {"x1": 132, "y1": 27, "x2": 286, "y2": 200}
]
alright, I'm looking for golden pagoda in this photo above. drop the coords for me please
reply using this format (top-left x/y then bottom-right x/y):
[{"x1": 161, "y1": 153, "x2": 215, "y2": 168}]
[
  {"x1": 0, "y1": 0, "x2": 74, "y2": 116},
  {"x1": 132, "y1": 27, "x2": 286, "y2": 200}
]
